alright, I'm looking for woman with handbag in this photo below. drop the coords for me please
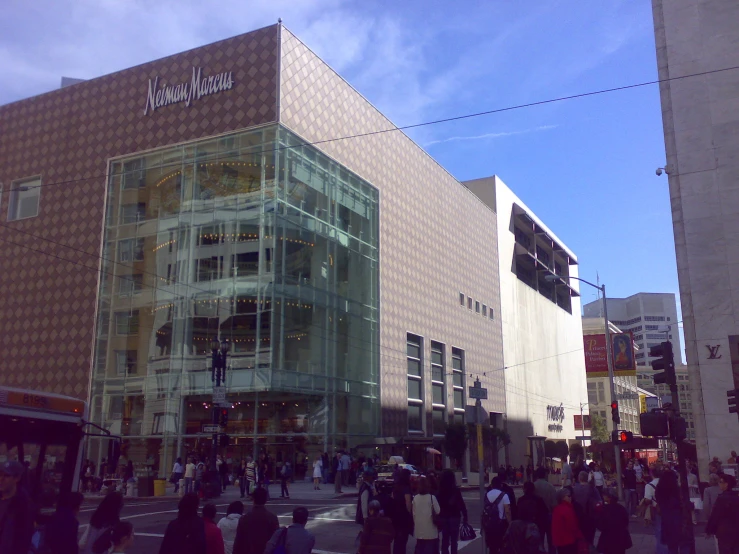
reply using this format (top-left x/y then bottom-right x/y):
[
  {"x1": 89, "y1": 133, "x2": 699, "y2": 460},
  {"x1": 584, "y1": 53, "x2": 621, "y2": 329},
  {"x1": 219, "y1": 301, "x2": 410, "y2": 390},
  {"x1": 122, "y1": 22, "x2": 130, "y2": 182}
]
[
  {"x1": 596, "y1": 489, "x2": 632, "y2": 554},
  {"x1": 412, "y1": 476, "x2": 440, "y2": 554},
  {"x1": 392, "y1": 469, "x2": 414, "y2": 554},
  {"x1": 437, "y1": 469, "x2": 468, "y2": 554},
  {"x1": 80, "y1": 491, "x2": 124, "y2": 554}
]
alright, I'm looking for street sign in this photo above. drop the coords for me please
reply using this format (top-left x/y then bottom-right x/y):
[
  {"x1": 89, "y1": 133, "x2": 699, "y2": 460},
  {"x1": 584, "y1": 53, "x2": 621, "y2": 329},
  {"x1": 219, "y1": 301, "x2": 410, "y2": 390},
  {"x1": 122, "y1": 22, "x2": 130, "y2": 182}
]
[
  {"x1": 202, "y1": 424, "x2": 221, "y2": 433},
  {"x1": 469, "y1": 382, "x2": 488, "y2": 400},
  {"x1": 213, "y1": 386, "x2": 226, "y2": 404}
]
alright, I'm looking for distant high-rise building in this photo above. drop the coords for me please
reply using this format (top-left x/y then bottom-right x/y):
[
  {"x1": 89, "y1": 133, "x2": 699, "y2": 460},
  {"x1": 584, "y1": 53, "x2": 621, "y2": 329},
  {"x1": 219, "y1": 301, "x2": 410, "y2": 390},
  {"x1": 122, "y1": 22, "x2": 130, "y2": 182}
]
[{"x1": 583, "y1": 293, "x2": 681, "y2": 392}]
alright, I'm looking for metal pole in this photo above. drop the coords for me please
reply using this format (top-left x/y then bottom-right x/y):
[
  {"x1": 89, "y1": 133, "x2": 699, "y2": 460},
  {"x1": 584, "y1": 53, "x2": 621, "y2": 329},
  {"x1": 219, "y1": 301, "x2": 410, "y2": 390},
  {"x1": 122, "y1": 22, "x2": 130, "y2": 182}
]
[
  {"x1": 580, "y1": 403, "x2": 586, "y2": 448},
  {"x1": 476, "y1": 398, "x2": 485, "y2": 554},
  {"x1": 601, "y1": 284, "x2": 623, "y2": 500},
  {"x1": 669, "y1": 371, "x2": 696, "y2": 553}
]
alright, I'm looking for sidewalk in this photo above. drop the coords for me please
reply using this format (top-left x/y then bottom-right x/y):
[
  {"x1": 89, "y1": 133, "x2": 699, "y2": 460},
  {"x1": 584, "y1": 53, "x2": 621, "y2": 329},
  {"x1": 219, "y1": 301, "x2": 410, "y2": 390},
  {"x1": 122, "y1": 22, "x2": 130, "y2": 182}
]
[{"x1": 627, "y1": 520, "x2": 717, "y2": 554}]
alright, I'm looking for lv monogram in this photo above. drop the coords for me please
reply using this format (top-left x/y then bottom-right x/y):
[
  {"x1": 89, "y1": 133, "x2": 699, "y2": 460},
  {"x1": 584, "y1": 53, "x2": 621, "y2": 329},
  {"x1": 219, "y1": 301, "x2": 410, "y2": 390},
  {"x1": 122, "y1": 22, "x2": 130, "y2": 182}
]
[{"x1": 706, "y1": 344, "x2": 722, "y2": 359}]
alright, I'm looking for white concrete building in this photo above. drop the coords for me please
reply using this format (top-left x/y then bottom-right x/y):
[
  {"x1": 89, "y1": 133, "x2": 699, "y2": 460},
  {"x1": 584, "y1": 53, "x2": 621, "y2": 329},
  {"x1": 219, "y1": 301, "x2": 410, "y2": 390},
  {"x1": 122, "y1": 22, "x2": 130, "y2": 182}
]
[
  {"x1": 583, "y1": 293, "x2": 682, "y2": 392},
  {"x1": 466, "y1": 176, "x2": 589, "y2": 466},
  {"x1": 652, "y1": 0, "x2": 739, "y2": 473}
]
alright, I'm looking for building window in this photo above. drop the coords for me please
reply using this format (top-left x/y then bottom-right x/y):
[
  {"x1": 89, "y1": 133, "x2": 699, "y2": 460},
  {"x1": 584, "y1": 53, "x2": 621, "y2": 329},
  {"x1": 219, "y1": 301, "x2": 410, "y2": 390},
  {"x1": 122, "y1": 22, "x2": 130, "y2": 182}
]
[
  {"x1": 475, "y1": 301, "x2": 480, "y2": 313},
  {"x1": 482, "y1": 305, "x2": 487, "y2": 317},
  {"x1": 407, "y1": 333, "x2": 423, "y2": 433},
  {"x1": 118, "y1": 274, "x2": 143, "y2": 296},
  {"x1": 120, "y1": 202, "x2": 146, "y2": 224},
  {"x1": 115, "y1": 350, "x2": 138, "y2": 375},
  {"x1": 432, "y1": 408, "x2": 446, "y2": 436},
  {"x1": 431, "y1": 341, "x2": 445, "y2": 413},
  {"x1": 8, "y1": 177, "x2": 41, "y2": 221},
  {"x1": 467, "y1": 297, "x2": 472, "y2": 310},
  {"x1": 119, "y1": 238, "x2": 145, "y2": 262},
  {"x1": 122, "y1": 159, "x2": 145, "y2": 189},
  {"x1": 115, "y1": 311, "x2": 139, "y2": 335},
  {"x1": 489, "y1": 308, "x2": 494, "y2": 320},
  {"x1": 459, "y1": 293, "x2": 465, "y2": 306},
  {"x1": 452, "y1": 347, "x2": 465, "y2": 412}
]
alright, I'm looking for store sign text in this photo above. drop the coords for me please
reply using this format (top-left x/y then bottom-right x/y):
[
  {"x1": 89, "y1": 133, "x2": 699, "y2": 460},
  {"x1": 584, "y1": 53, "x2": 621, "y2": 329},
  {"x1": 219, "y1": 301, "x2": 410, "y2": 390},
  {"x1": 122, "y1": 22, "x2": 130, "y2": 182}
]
[
  {"x1": 144, "y1": 67, "x2": 234, "y2": 115},
  {"x1": 546, "y1": 404, "x2": 565, "y2": 423}
]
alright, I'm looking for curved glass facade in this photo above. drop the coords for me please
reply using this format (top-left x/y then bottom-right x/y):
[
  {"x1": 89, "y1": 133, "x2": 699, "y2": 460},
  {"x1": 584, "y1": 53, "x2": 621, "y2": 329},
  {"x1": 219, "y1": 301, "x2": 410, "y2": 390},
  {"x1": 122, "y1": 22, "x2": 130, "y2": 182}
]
[{"x1": 89, "y1": 125, "x2": 379, "y2": 476}]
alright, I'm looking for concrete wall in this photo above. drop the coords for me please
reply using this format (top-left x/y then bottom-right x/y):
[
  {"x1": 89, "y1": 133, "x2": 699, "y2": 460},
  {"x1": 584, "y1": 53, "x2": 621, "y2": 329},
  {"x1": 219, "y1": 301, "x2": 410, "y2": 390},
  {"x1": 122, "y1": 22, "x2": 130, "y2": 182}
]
[{"x1": 652, "y1": 0, "x2": 739, "y2": 473}]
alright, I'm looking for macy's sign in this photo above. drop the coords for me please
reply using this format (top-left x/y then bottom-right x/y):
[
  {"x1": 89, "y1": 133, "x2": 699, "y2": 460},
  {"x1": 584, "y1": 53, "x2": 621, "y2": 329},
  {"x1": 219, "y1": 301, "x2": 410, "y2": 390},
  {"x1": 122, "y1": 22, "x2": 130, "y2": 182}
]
[{"x1": 144, "y1": 67, "x2": 234, "y2": 115}]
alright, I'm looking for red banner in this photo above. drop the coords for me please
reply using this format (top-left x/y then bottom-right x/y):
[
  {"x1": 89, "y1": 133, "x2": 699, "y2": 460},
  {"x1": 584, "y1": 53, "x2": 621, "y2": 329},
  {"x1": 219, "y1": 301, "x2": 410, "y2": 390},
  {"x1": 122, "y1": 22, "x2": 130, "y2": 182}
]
[
  {"x1": 574, "y1": 414, "x2": 592, "y2": 430},
  {"x1": 583, "y1": 333, "x2": 637, "y2": 377}
]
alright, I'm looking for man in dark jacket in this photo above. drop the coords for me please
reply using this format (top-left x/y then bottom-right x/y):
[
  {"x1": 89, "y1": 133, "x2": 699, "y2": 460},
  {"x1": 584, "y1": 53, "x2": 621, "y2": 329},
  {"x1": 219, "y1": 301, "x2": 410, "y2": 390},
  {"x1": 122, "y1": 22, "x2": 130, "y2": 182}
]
[
  {"x1": 706, "y1": 473, "x2": 739, "y2": 554},
  {"x1": 516, "y1": 481, "x2": 549, "y2": 543},
  {"x1": 0, "y1": 460, "x2": 34, "y2": 554},
  {"x1": 159, "y1": 493, "x2": 207, "y2": 554},
  {"x1": 233, "y1": 486, "x2": 279, "y2": 554},
  {"x1": 45, "y1": 492, "x2": 84, "y2": 554}
]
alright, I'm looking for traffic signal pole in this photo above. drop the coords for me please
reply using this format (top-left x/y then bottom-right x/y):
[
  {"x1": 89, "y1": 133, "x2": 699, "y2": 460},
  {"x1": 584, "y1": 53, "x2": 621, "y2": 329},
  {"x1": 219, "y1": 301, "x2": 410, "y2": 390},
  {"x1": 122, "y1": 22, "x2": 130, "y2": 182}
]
[{"x1": 601, "y1": 285, "x2": 624, "y2": 501}]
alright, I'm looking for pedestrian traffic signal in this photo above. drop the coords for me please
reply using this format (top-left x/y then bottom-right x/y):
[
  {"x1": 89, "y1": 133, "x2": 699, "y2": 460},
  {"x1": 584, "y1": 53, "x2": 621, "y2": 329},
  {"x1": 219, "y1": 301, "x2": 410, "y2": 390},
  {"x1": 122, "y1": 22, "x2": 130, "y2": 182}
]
[
  {"x1": 670, "y1": 416, "x2": 687, "y2": 442},
  {"x1": 611, "y1": 429, "x2": 633, "y2": 444},
  {"x1": 650, "y1": 341, "x2": 675, "y2": 386},
  {"x1": 220, "y1": 434, "x2": 230, "y2": 447},
  {"x1": 729, "y1": 389, "x2": 738, "y2": 414},
  {"x1": 219, "y1": 408, "x2": 229, "y2": 427},
  {"x1": 611, "y1": 401, "x2": 621, "y2": 425},
  {"x1": 640, "y1": 412, "x2": 669, "y2": 437}
]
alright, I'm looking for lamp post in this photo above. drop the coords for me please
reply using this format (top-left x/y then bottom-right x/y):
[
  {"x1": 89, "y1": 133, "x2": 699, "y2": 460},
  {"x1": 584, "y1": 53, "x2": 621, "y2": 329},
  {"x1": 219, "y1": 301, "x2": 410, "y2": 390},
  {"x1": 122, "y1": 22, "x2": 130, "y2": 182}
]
[
  {"x1": 545, "y1": 273, "x2": 623, "y2": 500},
  {"x1": 208, "y1": 338, "x2": 229, "y2": 498}
]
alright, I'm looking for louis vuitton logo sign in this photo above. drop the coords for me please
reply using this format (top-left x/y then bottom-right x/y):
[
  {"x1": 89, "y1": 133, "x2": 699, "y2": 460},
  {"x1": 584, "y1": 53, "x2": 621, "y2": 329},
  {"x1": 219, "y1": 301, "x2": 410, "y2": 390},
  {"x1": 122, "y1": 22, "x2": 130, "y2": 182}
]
[
  {"x1": 706, "y1": 344, "x2": 722, "y2": 359},
  {"x1": 144, "y1": 67, "x2": 234, "y2": 115}
]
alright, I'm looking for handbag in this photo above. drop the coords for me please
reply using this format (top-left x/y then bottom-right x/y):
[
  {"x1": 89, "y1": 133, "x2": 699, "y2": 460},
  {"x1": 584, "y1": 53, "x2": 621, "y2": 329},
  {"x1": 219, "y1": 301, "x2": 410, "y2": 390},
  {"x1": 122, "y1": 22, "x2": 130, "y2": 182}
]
[
  {"x1": 459, "y1": 522, "x2": 476, "y2": 541},
  {"x1": 431, "y1": 495, "x2": 443, "y2": 528}
]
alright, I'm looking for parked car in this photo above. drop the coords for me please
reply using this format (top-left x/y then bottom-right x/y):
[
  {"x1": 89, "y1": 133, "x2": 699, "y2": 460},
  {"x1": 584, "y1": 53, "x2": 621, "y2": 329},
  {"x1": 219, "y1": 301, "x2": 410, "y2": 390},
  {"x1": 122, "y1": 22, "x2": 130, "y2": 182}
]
[{"x1": 376, "y1": 463, "x2": 421, "y2": 485}]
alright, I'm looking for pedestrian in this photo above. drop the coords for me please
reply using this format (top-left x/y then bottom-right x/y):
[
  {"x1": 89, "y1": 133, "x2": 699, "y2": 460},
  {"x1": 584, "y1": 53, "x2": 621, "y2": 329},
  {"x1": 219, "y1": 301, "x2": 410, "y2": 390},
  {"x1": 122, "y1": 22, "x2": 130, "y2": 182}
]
[
  {"x1": 80, "y1": 490, "x2": 124, "y2": 554},
  {"x1": 391, "y1": 468, "x2": 413, "y2": 554},
  {"x1": 728, "y1": 451, "x2": 737, "y2": 465},
  {"x1": 552, "y1": 488, "x2": 583, "y2": 554},
  {"x1": 108, "y1": 521, "x2": 135, "y2": 553},
  {"x1": 203, "y1": 503, "x2": 225, "y2": 554},
  {"x1": 706, "y1": 473, "x2": 739, "y2": 554},
  {"x1": 265, "y1": 507, "x2": 315, "y2": 554},
  {"x1": 232, "y1": 486, "x2": 279, "y2": 554},
  {"x1": 341, "y1": 452, "x2": 352, "y2": 487},
  {"x1": 702, "y1": 473, "x2": 721, "y2": 524},
  {"x1": 526, "y1": 464, "x2": 533, "y2": 483},
  {"x1": 622, "y1": 459, "x2": 638, "y2": 517},
  {"x1": 655, "y1": 469, "x2": 684, "y2": 554},
  {"x1": 172, "y1": 457, "x2": 184, "y2": 494},
  {"x1": 571, "y1": 470, "x2": 602, "y2": 545},
  {"x1": 196, "y1": 461, "x2": 205, "y2": 497},
  {"x1": 532, "y1": 467, "x2": 556, "y2": 552},
  {"x1": 687, "y1": 469, "x2": 701, "y2": 525},
  {"x1": 236, "y1": 460, "x2": 247, "y2": 499},
  {"x1": 245, "y1": 457, "x2": 257, "y2": 497},
  {"x1": 43, "y1": 491, "x2": 84, "y2": 554},
  {"x1": 280, "y1": 461, "x2": 292, "y2": 499},
  {"x1": 160, "y1": 493, "x2": 207, "y2": 554},
  {"x1": 516, "y1": 481, "x2": 548, "y2": 549},
  {"x1": 412, "y1": 476, "x2": 440, "y2": 554},
  {"x1": 588, "y1": 463, "x2": 605, "y2": 496},
  {"x1": 313, "y1": 456, "x2": 323, "y2": 490},
  {"x1": 334, "y1": 453, "x2": 343, "y2": 493},
  {"x1": 359, "y1": 500, "x2": 394, "y2": 554},
  {"x1": 496, "y1": 470, "x2": 518, "y2": 519},
  {"x1": 641, "y1": 466, "x2": 667, "y2": 554},
  {"x1": 634, "y1": 459, "x2": 645, "y2": 502},
  {"x1": 219, "y1": 456, "x2": 229, "y2": 493},
  {"x1": 218, "y1": 501, "x2": 243, "y2": 554},
  {"x1": 437, "y1": 469, "x2": 467, "y2": 554},
  {"x1": 185, "y1": 458, "x2": 197, "y2": 495},
  {"x1": 484, "y1": 476, "x2": 513, "y2": 554},
  {"x1": 596, "y1": 489, "x2": 631, "y2": 554},
  {"x1": 322, "y1": 452, "x2": 329, "y2": 485},
  {"x1": 0, "y1": 460, "x2": 33, "y2": 554},
  {"x1": 356, "y1": 471, "x2": 376, "y2": 526}
]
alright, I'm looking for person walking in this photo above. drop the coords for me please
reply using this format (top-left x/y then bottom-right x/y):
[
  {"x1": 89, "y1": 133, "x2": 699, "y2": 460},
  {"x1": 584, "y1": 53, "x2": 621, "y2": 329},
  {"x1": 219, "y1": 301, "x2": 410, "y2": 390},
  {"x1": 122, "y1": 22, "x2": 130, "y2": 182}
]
[
  {"x1": 172, "y1": 457, "x2": 184, "y2": 494},
  {"x1": 516, "y1": 481, "x2": 549, "y2": 550},
  {"x1": 571, "y1": 470, "x2": 602, "y2": 545},
  {"x1": 312, "y1": 456, "x2": 323, "y2": 490},
  {"x1": 687, "y1": 469, "x2": 701, "y2": 525},
  {"x1": 485, "y1": 476, "x2": 513, "y2": 554},
  {"x1": 588, "y1": 463, "x2": 605, "y2": 496},
  {"x1": 496, "y1": 470, "x2": 518, "y2": 520},
  {"x1": 622, "y1": 460, "x2": 638, "y2": 517},
  {"x1": 245, "y1": 457, "x2": 257, "y2": 497},
  {"x1": 203, "y1": 503, "x2": 225, "y2": 554},
  {"x1": 233, "y1": 487, "x2": 279, "y2": 554},
  {"x1": 80, "y1": 490, "x2": 124, "y2": 554},
  {"x1": 706, "y1": 473, "x2": 739, "y2": 554},
  {"x1": 702, "y1": 473, "x2": 722, "y2": 524},
  {"x1": 596, "y1": 489, "x2": 631, "y2": 554},
  {"x1": 655, "y1": 469, "x2": 684, "y2": 554},
  {"x1": 185, "y1": 458, "x2": 197, "y2": 495},
  {"x1": 280, "y1": 461, "x2": 292, "y2": 498},
  {"x1": 160, "y1": 493, "x2": 207, "y2": 554},
  {"x1": 341, "y1": 452, "x2": 352, "y2": 487},
  {"x1": 356, "y1": 471, "x2": 376, "y2": 527},
  {"x1": 334, "y1": 453, "x2": 343, "y2": 494},
  {"x1": 391, "y1": 468, "x2": 414, "y2": 554},
  {"x1": 109, "y1": 522, "x2": 135, "y2": 553},
  {"x1": 322, "y1": 453, "x2": 330, "y2": 485},
  {"x1": 412, "y1": 476, "x2": 440, "y2": 554},
  {"x1": 561, "y1": 460, "x2": 573, "y2": 489},
  {"x1": 0, "y1": 460, "x2": 33, "y2": 554},
  {"x1": 237, "y1": 460, "x2": 247, "y2": 499},
  {"x1": 641, "y1": 466, "x2": 667, "y2": 554},
  {"x1": 551, "y1": 488, "x2": 583, "y2": 554},
  {"x1": 532, "y1": 467, "x2": 556, "y2": 552},
  {"x1": 264, "y1": 507, "x2": 315, "y2": 554},
  {"x1": 43, "y1": 491, "x2": 84, "y2": 554},
  {"x1": 195, "y1": 461, "x2": 206, "y2": 497},
  {"x1": 359, "y1": 500, "x2": 394, "y2": 554},
  {"x1": 219, "y1": 456, "x2": 229, "y2": 493},
  {"x1": 218, "y1": 501, "x2": 243, "y2": 554},
  {"x1": 437, "y1": 469, "x2": 468, "y2": 554}
]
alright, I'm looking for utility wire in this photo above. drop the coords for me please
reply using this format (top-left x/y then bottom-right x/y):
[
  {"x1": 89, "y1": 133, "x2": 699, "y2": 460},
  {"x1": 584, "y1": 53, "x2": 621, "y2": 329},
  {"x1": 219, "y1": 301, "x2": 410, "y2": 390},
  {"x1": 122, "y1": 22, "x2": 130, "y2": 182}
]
[{"x1": 6, "y1": 63, "x2": 739, "y2": 193}]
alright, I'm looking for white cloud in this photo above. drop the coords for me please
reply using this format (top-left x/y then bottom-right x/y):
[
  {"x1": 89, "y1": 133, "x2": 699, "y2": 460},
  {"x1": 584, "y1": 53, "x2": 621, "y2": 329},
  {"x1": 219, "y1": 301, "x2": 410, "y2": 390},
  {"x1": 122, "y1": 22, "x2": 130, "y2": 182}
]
[{"x1": 425, "y1": 125, "x2": 558, "y2": 147}]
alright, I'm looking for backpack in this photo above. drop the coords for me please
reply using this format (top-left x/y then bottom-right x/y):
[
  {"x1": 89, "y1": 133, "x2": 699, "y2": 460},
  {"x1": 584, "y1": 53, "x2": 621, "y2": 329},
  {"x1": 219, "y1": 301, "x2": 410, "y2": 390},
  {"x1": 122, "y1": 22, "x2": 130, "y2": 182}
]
[
  {"x1": 482, "y1": 492, "x2": 507, "y2": 537},
  {"x1": 270, "y1": 527, "x2": 288, "y2": 554}
]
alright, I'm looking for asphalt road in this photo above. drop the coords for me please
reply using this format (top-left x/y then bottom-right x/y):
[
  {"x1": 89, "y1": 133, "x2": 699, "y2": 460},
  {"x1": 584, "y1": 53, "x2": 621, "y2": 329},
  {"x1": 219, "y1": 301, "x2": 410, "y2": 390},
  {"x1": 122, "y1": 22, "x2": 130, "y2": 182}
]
[{"x1": 77, "y1": 482, "x2": 700, "y2": 554}]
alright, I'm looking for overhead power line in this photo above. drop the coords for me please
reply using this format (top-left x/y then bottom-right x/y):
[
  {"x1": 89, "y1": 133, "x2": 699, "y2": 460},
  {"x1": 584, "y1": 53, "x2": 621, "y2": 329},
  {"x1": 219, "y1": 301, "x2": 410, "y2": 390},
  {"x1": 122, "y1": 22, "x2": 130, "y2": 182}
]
[{"x1": 5, "y1": 63, "x2": 739, "y2": 193}]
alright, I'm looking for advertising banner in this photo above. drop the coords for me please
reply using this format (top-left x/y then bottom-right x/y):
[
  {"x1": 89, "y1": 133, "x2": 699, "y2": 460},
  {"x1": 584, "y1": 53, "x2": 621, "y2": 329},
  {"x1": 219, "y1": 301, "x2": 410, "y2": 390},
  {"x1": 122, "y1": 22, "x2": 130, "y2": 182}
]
[
  {"x1": 574, "y1": 414, "x2": 592, "y2": 430},
  {"x1": 583, "y1": 333, "x2": 637, "y2": 377}
]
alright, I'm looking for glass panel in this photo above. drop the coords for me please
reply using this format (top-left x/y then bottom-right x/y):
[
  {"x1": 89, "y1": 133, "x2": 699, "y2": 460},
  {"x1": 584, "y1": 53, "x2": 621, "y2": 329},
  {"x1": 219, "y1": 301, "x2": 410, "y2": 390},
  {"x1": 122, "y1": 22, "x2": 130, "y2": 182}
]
[
  {"x1": 432, "y1": 366, "x2": 443, "y2": 382},
  {"x1": 432, "y1": 409, "x2": 446, "y2": 435},
  {"x1": 432, "y1": 384, "x2": 444, "y2": 405},
  {"x1": 407, "y1": 342, "x2": 420, "y2": 359},
  {"x1": 408, "y1": 404, "x2": 423, "y2": 432},
  {"x1": 408, "y1": 379, "x2": 422, "y2": 400},
  {"x1": 454, "y1": 389, "x2": 464, "y2": 408},
  {"x1": 407, "y1": 359, "x2": 421, "y2": 377},
  {"x1": 431, "y1": 350, "x2": 442, "y2": 366}
]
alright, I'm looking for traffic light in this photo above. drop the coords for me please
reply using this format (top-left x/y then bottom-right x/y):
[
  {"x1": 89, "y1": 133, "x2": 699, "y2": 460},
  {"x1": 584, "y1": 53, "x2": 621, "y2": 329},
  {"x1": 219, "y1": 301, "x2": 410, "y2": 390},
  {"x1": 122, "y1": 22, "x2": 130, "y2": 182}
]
[
  {"x1": 640, "y1": 412, "x2": 669, "y2": 437},
  {"x1": 670, "y1": 416, "x2": 687, "y2": 442},
  {"x1": 650, "y1": 341, "x2": 675, "y2": 386},
  {"x1": 220, "y1": 434, "x2": 230, "y2": 447},
  {"x1": 219, "y1": 408, "x2": 229, "y2": 427},
  {"x1": 728, "y1": 389, "x2": 738, "y2": 415},
  {"x1": 611, "y1": 401, "x2": 621, "y2": 425},
  {"x1": 611, "y1": 429, "x2": 633, "y2": 444}
]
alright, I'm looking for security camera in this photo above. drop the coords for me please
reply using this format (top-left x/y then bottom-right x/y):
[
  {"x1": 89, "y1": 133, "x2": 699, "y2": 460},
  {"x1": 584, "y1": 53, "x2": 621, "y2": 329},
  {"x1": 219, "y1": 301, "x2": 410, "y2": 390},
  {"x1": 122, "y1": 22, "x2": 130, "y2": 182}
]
[{"x1": 656, "y1": 168, "x2": 663, "y2": 176}]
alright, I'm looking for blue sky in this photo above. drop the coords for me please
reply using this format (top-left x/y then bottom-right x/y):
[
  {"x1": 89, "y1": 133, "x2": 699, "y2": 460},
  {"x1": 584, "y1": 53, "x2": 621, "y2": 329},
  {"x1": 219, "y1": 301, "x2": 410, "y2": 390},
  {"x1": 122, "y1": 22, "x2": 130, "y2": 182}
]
[{"x1": 0, "y1": 0, "x2": 677, "y2": 319}]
